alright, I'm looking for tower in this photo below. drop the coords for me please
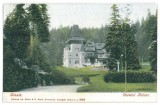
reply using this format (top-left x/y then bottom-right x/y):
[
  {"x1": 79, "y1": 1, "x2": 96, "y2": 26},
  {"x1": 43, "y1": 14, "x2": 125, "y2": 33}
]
[{"x1": 63, "y1": 25, "x2": 86, "y2": 67}]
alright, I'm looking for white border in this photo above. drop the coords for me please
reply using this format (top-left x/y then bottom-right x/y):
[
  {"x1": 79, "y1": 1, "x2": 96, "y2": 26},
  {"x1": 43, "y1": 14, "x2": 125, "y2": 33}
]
[{"x1": 2, "y1": 92, "x2": 157, "y2": 103}]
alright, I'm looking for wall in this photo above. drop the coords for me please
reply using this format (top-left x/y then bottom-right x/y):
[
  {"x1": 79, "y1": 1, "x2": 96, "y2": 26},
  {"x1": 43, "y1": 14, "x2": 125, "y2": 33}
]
[{"x1": 63, "y1": 43, "x2": 82, "y2": 67}]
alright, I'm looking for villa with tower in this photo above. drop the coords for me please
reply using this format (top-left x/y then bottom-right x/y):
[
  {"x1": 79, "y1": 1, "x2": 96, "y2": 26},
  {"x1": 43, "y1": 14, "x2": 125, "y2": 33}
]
[{"x1": 63, "y1": 25, "x2": 110, "y2": 68}]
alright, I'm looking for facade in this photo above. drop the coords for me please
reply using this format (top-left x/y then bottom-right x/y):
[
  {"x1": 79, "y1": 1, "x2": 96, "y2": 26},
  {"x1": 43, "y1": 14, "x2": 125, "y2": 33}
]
[{"x1": 63, "y1": 25, "x2": 109, "y2": 68}]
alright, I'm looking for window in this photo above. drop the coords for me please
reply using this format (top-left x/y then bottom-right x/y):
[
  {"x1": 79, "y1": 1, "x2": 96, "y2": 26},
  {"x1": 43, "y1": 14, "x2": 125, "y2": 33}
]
[
  {"x1": 69, "y1": 60, "x2": 71, "y2": 63},
  {"x1": 75, "y1": 60, "x2": 79, "y2": 64},
  {"x1": 99, "y1": 54, "x2": 102, "y2": 57},
  {"x1": 76, "y1": 53, "x2": 78, "y2": 56}
]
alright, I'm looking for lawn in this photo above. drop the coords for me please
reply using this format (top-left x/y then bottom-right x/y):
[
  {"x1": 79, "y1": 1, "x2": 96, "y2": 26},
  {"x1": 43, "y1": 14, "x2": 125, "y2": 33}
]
[
  {"x1": 55, "y1": 66, "x2": 105, "y2": 77},
  {"x1": 77, "y1": 75, "x2": 157, "y2": 92},
  {"x1": 55, "y1": 66, "x2": 157, "y2": 92}
]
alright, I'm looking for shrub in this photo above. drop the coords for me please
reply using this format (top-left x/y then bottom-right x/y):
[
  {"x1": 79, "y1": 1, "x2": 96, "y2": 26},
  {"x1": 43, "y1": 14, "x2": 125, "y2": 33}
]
[
  {"x1": 49, "y1": 70, "x2": 75, "y2": 85},
  {"x1": 104, "y1": 70, "x2": 156, "y2": 83},
  {"x1": 82, "y1": 76, "x2": 90, "y2": 83},
  {"x1": 3, "y1": 64, "x2": 36, "y2": 92}
]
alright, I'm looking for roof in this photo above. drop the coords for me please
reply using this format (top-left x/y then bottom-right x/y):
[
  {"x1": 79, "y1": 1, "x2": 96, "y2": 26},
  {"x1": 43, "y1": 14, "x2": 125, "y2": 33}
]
[
  {"x1": 95, "y1": 43, "x2": 105, "y2": 50},
  {"x1": 70, "y1": 25, "x2": 81, "y2": 37},
  {"x1": 84, "y1": 41, "x2": 96, "y2": 52},
  {"x1": 96, "y1": 50, "x2": 105, "y2": 54},
  {"x1": 65, "y1": 37, "x2": 86, "y2": 44},
  {"x1": 83, "y1": 41, "x2": 106, "y2": 52},
  {"x1": 65, "y1": 25, "x2": 85, "y2": 44}
]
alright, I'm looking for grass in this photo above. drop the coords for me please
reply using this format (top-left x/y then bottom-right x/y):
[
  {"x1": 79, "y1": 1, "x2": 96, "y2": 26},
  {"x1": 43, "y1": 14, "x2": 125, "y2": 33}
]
[
  {"x1": 77, "y1": 75, "x2": 157, "y2": 92},
  {"x1": 55, "y1": 66, "x2": 105, "y2": 77},
  {"x1": 55, "y1": 66, "x2": 157, "y2": 92},
  {"x1": 140, "y1": 62, "x2": 151, "y2": 71}
]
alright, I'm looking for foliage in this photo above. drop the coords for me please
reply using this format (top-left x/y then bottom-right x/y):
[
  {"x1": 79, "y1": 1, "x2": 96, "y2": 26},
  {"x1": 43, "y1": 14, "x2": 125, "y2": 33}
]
[
  {"x1": 81, "y1": 27, "x2": 106, "y2": 43},
  {"x1": 3, "y1": 3, "x2": 51, "y2": 65},
  {"x1": 28, "y1": 4, "x2": 50, "y2": 42},
  {"x1": 148, "y1": 14, "x2": 157, "y2": 74},
  {"x1": 3, "y1": 4, "x2": 30, "y2": 59},
  {"x1": 45, "y1": 27, "x2": 71, "y2": 66},
  {"x1": 3, "y1": 64, "x2": 36, "y2": 92},
  {"x1": 135, "y1": 10, "x2": 157, "y2": 62},
  {"x1": 120, "y1": 23, "x2": 141, "y2": 70},
  {"x1": 104, "y1": 70, "x2": 156, "y2": 83},
  {"x1": 50, "y1": 70, "x2": 75, "y2": 84},
  {"x1": 105, "y1": 4, "x2": 121, "y2": 70},
  {"x1": 25, "y1": 44, "x2": 51, "y2": 72},
  {"x1": 39, "y1": 71, "x2": 75, "y2": 86},
  {"x1": 3, "y1": 4, "x2": 74, "y2": 92},
  {"x1": 82, "y1": 76, "x2": 90, "y2": 83},
  {"x1": 105, "y1": 4, "x2": 140, "y2": 70}
]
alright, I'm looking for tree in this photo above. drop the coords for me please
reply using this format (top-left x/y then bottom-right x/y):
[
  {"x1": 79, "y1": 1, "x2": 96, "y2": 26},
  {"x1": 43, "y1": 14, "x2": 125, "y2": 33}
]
[
  {"x1": 42, "y1": 26, "x2": 71, "y2": 66},
  {"x1": 3, "y1": 4, "x2": 52, "y2": 91},
  {"x1": 25, "y1": 44, "x2": 51, "y2": 72},
  {"x1": 106, "y1": 4, "x2": 140, "y2": 70},
  {"x1": 136, "y1": 9, "x2": 156, "y2": 63},
  {"x1": 3, "y1": 4, "x2": 30, "y2": 59},
  {"x1": 121, "y1": 23, "x2": 141, "y2": 70},
  {"x1": 28, "y1": 4, "x2": 50, "y2": 42},
  {"x1": 105, "y1": 4, "x2": 122, "y2": 70},
  {"x1": 149, "y1": 12, "x2": 157, "y2": 74},
  {"x1": 120, "y1": 4, "x2": 140, "y2": 70}
]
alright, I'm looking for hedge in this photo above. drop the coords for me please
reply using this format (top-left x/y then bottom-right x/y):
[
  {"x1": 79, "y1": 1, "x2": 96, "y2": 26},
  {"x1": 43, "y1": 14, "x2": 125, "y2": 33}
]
[{"x1": 104, "y1": 70, "x2": 156, "y2": 83}]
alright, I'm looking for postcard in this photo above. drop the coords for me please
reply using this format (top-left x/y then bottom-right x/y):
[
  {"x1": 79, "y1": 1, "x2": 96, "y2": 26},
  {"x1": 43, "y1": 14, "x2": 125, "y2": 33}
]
[{"x1": 2, "y1": 3, "x2": 157, "y2": 103}]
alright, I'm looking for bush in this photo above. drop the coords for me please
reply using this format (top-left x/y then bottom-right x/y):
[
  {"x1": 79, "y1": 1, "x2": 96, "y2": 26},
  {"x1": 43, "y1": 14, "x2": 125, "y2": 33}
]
[
  {"x1": 82, "y1": 76, "x2": 90, "y2": 83},
  {"x1": 3, "y1": 64, "x2": 36, "y2": 92},
  {"x1": 50, "y1": 70, "x2": 75, "y2": 85},
  {"x1": 104, "y1": 70, "x2": 156, "y2": 83}
]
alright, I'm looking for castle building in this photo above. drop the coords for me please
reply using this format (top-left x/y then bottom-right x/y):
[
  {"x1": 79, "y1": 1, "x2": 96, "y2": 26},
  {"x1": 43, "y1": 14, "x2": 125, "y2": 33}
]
[{"x1": 63, "y1": 25, "x2": 109, "y2": 68}]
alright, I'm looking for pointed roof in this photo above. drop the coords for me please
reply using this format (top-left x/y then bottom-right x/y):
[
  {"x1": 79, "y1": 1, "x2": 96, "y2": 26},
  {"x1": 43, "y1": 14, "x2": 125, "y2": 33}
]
[
  {"x1": 65, "y1": 25, "x2": 85, "y2": 44},
  {"x1": 70, "y1": 25, "x2": 81, "y2": 37}
]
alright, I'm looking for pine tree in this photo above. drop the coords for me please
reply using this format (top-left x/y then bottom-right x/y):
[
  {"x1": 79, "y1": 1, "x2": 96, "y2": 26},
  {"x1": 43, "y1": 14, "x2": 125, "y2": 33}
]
[
  {"x1": 28, "y1": 4, "x2": 50, "y2": 42},
  {"x1": 149, "y1": 12, "x2": 157, "y2": 74},
  {"x1": 4, "y1": 4, "x2": 30, "y2": 59},
  {"x1": 125, "y1": 24, "x2": 141, "y2": 70},
  {"x1": 105, "y1": 4, "x2": 121, "y2": 70},
  {"x1": 106, "y1": 4, "x2": 140, "y2": 70},
  {"x1": 4, "y1": 4, "x2": 51, "y2": 69}
]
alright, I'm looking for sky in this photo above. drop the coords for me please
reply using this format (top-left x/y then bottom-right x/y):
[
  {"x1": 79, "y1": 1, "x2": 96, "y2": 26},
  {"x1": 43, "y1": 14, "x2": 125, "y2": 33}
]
[{"x1": 3, "y1": 3, "x2": 157, "y2": 29}]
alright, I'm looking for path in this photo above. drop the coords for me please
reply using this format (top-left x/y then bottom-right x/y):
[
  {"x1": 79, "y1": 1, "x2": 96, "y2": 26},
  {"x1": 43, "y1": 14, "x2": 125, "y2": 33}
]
[{"x1": 19, "y1": 85, "x2": 81, "y2": 92}]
